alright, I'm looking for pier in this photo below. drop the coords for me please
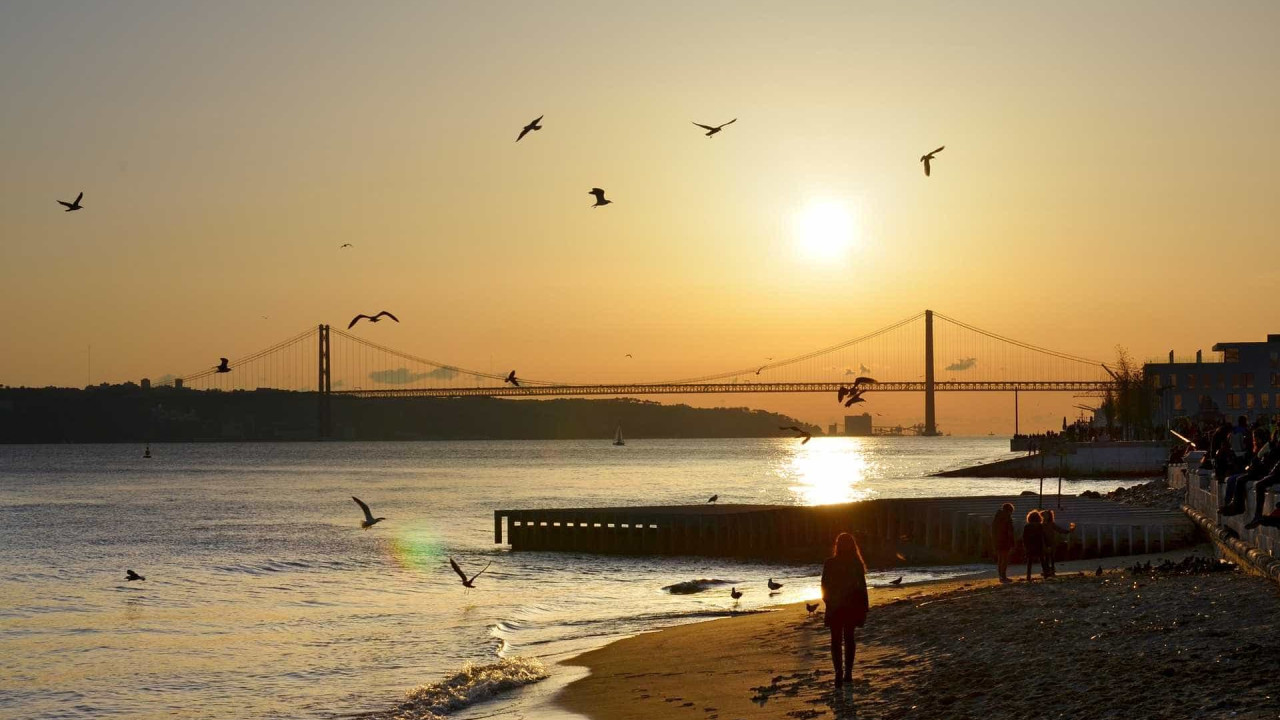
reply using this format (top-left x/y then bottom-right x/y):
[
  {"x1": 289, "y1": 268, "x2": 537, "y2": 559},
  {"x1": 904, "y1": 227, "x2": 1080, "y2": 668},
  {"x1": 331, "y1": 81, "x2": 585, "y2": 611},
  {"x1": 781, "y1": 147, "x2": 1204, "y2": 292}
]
[{"x1": 494, "y1": 495, "x2": 1197, "y2": 564}]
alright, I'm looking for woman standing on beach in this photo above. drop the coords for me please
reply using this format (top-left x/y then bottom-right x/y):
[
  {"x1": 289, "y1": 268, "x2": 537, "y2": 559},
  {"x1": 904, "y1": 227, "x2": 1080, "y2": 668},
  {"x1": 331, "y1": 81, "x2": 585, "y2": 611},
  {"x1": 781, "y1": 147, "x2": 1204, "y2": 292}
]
[
  {"x1": 992, "y1": 503, "x2": 1015, "y2": 583},
  {"x1": 1022, "y1": 510, "x2": 1046, "y2": 581},
  {"x1": 821, "y1": 532, "x2": 869, "y2": 688}
]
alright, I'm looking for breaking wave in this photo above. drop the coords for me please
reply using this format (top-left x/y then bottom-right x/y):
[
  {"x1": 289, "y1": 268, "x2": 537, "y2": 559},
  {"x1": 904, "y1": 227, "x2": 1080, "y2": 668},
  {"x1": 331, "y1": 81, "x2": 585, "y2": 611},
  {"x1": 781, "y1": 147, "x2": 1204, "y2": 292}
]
[
  {"x1": 661, "y1": 578, "x2": 735, "y2": 595},
  {"x1": 370, "y1": 657, "x2": 549, "y2": 720}
]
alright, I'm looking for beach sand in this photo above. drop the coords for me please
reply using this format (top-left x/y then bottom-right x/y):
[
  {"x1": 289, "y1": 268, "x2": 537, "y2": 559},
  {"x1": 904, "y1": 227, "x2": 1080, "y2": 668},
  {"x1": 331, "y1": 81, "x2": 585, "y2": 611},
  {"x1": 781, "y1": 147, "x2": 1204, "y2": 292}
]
[{"x1": 558, "y1": 551, "x2": 1280, "y2": 720}]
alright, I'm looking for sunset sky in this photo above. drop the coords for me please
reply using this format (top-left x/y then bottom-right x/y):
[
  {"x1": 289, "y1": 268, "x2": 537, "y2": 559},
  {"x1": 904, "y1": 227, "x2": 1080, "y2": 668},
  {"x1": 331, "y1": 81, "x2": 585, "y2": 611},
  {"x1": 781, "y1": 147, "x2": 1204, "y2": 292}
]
[{"x1": 2, "y1": 1, "x2": 1278, "y2": 433}]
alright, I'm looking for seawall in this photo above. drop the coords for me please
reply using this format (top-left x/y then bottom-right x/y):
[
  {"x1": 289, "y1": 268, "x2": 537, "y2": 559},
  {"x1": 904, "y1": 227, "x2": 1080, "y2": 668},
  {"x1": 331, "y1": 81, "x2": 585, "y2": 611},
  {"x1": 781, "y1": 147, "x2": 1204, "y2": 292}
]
[
  {"x1": 1168, "y1": 458, "x2": 1280, "y2": 582},
  {"x1": 935, "y1": 441, "x2": 1168, "y2": 478}
]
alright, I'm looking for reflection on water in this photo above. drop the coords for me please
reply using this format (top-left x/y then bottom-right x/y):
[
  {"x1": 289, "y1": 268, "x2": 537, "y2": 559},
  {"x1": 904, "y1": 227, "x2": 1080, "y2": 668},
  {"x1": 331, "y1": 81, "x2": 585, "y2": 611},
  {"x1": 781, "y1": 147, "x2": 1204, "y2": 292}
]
[{"x1": 784, "y1": 437, "x2": 875, "y2": 505}]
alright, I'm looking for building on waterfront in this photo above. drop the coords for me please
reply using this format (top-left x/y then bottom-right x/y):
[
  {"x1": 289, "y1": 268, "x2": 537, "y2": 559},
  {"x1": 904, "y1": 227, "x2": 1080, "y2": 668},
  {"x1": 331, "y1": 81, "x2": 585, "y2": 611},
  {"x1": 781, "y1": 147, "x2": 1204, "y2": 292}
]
[
  {"x1": 1143, "y1": 333, "x2": 1280, "y2": 424},
  {"x1": 827, "y1": 423, "x2": 839, "y2": 436},
  {"x1": 844, "y1": 413, "x2": 873, "y2": 436}
]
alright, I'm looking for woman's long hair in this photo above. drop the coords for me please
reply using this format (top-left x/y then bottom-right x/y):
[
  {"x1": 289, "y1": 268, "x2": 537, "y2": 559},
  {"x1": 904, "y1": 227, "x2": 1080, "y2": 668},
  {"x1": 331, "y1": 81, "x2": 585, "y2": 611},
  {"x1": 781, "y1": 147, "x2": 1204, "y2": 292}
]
[{"x1": 832, "y1": 532, "x2": 866, "y2": 572}]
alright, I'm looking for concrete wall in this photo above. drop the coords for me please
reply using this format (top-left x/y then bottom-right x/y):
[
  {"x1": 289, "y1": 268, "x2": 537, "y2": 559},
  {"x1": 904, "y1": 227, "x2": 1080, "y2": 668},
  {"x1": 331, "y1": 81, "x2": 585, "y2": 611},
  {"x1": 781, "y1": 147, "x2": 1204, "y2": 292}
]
[
  {"x1": 937, "y1": 441, "x2": 1168, "y2": 478},
  {"x1": 1168, "y1": 460, "x2": 1280, "y2": 578}
]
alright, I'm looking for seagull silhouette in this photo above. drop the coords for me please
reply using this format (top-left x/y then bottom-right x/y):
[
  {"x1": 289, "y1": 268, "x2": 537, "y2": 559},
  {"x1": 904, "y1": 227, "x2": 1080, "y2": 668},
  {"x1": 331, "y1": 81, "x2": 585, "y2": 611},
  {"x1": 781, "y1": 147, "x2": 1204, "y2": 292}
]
[
  {"x1": 920, "y1": 146, "x2": 945, "y2": 176},
  {"x1": 504, "y1": 370, "x2": 520, "y2": 387},
  {"x1": 58, "y1": 192, "x2": 84, "y2": 212},
  {"x1": 351, "y1": 496, "x2": 385, "y2": 529},
  {"x1": 730, "y1": 587, "x2": 743, "y2": 600},
  {"x1": 125, "y1": 569, "x2": 145, "y2": 581},
  {"x1": 805, "y1": 602, "x2": 820, "y2": 615},
  {"x1": 347, "y1": 311, "x2": 399, "y2": 329},
  {"x1": 516, "y1": 115, "x2": 543, "y2": 142},
  {"x1": 767, "y1": 578, "x2": 783, "y2": 591},
  {"x1": 780, "y1": 426, "x2": 812, "y2": 444},
  {"x1": 624, "y1": 354, "x2": 633, "y2": 359},
  {"x1": 340, "y1": 243, "x2": 353, "y2": 249},
  {"x1": 693, "y1": 119, "x2": 737, "y2": 138},
  {"x1": 706, "y1": 494, "x2": 718, "y2": 504},
  {"x1": 450, "y1": 557, "x2": 492, "y2": 589},
  {"x1": 215, "y1": 358, "x2": 231, "y2": 373},
  {"x1": 837, "y1": 377, "x2": 876, "y2": 407},
  {"x1": 888, "y1": 576, "x2": 903, "y2": 586},
  {"x1": 589, "y1": 188, "x2": 612, "y2": 207}
]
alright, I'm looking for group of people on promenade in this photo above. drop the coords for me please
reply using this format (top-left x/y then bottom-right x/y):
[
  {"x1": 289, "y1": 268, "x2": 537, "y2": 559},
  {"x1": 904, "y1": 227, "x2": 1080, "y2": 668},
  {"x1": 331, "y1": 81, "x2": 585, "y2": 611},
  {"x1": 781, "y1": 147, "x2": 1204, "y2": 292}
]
[
  {"x1": 991, "y1": 503, "x2": 1076, "y2": 582},
  {"x1": 1189, "y1": 414, "x2": 1280, "y2": 529}
]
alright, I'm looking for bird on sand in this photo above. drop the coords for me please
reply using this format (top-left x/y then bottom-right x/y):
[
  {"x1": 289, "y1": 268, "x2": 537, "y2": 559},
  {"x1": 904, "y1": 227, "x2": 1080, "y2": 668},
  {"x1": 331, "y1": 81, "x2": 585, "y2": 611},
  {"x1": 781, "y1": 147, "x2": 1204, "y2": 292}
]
[
  {"x1": 920, "y1": 146, "x2": 944, "y2": 176},
  {"x1": 730, "y1": 587, "x2": 743, "y2": 600},
  {"x1": 340, "y1": 243, "x2": 353, "y2": 249},
  {"x1": 706, "y1": 494, "x2": 718, "y2": 504},
  {"x1": 692, "y1": 119, "x2": 737, "y2": 138},
  {"x1": 516, "y1": 115, "x2": 543, "y2": 142},
  {"x1": 504, "y1": 370, "x2": 520, "y2": 387},
  {"x1": 450, "y1": 557, "x2": 493, "y2": 589},
  {"x1": 805, "y1": 602, "x2": 820, "y2": 615},
  {"x1": 780, "y1": 426, "x2": 812, "y2": 444},
  {"x1": 58, "y1": 192, "x2": 84, "y2": 212},
  {"x1": 215, "y1": 358, "x2": 231, "y2": 373},
  {"x1": 768, "y1": 578, "x2": 783, "y2": 591},
  {"x1": 125, "y1": 569, "x2": 145, "y2": 581},
  {"x1": 347, "y1": 311, "x2": 399, "y2": 330},
  {"x1": 588, "y1": 188, "x2": 612, "y2": 207},
  {"x1": 1095, "y1": 565, "x2": 1103, "y2": 577},
  {"x1": 351, "y1": 496, "x2": 385, "y2": 529},
  {"x1": 888, "y1": 576, "x2": 903, "y2": 586}
]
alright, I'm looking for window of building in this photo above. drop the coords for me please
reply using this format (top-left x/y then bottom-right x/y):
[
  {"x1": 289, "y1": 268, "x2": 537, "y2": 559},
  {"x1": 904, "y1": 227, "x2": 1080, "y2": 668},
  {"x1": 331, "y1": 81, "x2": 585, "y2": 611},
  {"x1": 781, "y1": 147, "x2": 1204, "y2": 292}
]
[
  {"x1": 1244, "y1": 373, "x2": 1255, "y2": 388},
  {"x1": 1167, "y1": 374, "x2": 1177, "y2": 387},
  {"x1": 1187, "y1": 374, "x2": 1197, "y2": 389},
  {"x1": 1271, "y1": 372, "x2": 1279, "y2": 388},
  {"x1": 1226, "y1": 393, "x2": 1240, "y2": 409},
  {"x1": 1247, "y1": 394, "x2": 1255, "y2": 409},
  {"x1": 1219, "y1": 375, "x2": 1226, "y2": 389},
  {"x1": 1224, "y1": 348, "x2": 1240, "y2": 362},
  {"x1": 1263, "y1": 394, "x2": 1271, "y2": 409},
  {"x1": 1174, "y1": 394, "x2": 1184, "y2": 411},
  {"x1": 1231, "y1": 374, "x2": 1240, "y2": 389},
  {"x1": 1202, "y1": 374, "x2": 1211, "y2": 389},
  {"x1": 1272, "y1": 351, "x2": 1278, "y2": 369}
]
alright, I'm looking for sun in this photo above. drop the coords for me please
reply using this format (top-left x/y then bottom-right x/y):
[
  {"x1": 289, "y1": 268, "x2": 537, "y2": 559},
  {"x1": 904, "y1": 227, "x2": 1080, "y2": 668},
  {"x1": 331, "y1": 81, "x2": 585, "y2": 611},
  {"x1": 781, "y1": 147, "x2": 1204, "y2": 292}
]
[{"x1": 793, "y1": 200, "x2": 857, "y2": 260}]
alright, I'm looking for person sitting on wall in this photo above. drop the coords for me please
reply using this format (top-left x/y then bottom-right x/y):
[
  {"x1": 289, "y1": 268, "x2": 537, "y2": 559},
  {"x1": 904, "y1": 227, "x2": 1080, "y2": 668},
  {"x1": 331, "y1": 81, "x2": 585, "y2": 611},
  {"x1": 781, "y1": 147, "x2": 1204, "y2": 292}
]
[
  {"x1": 1244, "y1": 440, "x2": 1280, "y2": 530},
  {"x1": 1220, "y1": 428, "x2": 1276, "y2": 518}
]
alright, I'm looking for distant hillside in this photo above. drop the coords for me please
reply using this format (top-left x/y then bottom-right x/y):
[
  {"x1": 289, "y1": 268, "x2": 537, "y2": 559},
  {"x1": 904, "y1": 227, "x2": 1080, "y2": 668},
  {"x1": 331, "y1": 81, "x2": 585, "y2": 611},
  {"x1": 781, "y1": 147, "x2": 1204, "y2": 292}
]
[{"x1": 0, "y1": 386, "x2": 820, "y2": 443}]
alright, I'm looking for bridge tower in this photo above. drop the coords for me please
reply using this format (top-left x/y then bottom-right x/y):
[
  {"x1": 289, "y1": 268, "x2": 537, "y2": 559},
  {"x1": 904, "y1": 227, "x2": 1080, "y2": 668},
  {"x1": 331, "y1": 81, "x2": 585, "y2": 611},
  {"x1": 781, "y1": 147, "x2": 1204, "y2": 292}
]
[
  {"x1": 924, "y1": 309, "x2": 937, "y2": 436},
  {"x1": 317, "y1": 324, "x2": 331, "y2": 439}
]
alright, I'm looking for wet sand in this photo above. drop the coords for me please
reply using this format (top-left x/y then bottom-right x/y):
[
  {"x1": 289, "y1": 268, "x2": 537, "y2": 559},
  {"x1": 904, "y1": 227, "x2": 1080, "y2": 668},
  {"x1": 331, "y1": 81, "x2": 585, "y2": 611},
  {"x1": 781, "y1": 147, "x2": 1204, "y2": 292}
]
[{"x1": 557, "y1": 552, "x2": 1280, "y2": 720}]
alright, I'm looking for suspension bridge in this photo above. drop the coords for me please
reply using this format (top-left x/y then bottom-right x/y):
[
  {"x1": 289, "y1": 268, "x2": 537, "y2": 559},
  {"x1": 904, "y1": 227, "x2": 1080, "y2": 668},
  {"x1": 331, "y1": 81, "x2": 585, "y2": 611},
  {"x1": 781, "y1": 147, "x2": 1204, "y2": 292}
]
[{"x1": 166, "y1": 310, "x2": 1115, "y2": 438}]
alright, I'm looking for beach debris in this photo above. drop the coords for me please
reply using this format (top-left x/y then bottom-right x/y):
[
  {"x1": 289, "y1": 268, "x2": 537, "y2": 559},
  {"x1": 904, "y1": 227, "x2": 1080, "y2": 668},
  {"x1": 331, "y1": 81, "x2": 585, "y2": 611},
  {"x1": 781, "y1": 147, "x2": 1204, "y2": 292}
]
[
  {"x1": 125, "y1": 569, "x2": 145, "y2": 581},
  {"x1": 661, "y1": 578, "x2": 733, "y2": 595},
  {"x1": 1103, "y1": 478, "x2": 1185, "y2": 511},
  {"x1": 352, "y1": 496, "x2": 386, "y2": 529},
  {"x1": 1127, "y1": 555, "x2": 1235, "y2": 577}
]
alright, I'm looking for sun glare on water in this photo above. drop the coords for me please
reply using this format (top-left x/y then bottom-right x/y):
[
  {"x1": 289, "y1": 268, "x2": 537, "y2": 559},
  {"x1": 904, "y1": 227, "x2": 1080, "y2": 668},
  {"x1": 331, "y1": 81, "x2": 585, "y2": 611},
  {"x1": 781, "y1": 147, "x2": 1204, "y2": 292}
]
[{"x1": 792, "y1": 200, "x2": 857, "y2": 261}]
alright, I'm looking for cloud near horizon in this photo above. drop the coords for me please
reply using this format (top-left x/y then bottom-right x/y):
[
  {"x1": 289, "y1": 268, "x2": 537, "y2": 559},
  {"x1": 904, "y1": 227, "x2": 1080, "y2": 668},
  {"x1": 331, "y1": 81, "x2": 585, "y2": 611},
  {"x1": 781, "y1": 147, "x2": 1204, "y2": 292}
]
[
  {"x1": 370, "y1": 367, "x2": 459, "y2": 384},
  {"x1": 945, "y1": 357, "x2": 978, "y2": 372}
]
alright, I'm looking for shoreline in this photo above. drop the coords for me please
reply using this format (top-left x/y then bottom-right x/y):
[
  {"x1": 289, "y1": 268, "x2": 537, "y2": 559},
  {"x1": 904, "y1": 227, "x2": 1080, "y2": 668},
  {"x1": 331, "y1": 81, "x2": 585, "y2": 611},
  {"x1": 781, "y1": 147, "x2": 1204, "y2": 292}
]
[{"x1": 552, "y1": 545, "x2": 1280, "y2": 719}]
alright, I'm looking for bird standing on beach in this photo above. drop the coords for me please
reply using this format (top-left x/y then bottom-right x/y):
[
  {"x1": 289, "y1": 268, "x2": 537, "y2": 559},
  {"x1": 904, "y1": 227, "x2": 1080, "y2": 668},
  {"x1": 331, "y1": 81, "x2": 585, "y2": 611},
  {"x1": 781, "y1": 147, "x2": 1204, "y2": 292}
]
[
  {"x1": 706, "y1": 494, "x2": 718, "y2": 504},
  {"x1": 589, "y1": 188, "x2": 612, "y2": 207},
  {"x1": 730, "y1": 587, "x2": 743, "y2": 600},
  {"x1": 215, "y1": 358, "x2": 231, "y2": 373},
  {"x1": 767, "y1": 578, "x2": 783, "y2": 591},
  {"x1": 450, "y1": 557, "x2": 493, "y2": 589},
  {"x1": 780, "y1": 426, "x2": 811, "y2": 444},
  {"x1": 1096, "y1": 565, "x2": 1103, "y2": 577},
  {"x1": 347, "y1": 311, "x2": 399, "y2": 330},
  {"x1": 516, "y1": 115, "x2": 543, "y2": 142},
  {"x1": 693, "y1": 119, "x2": 736, "y2": 138},
  {"x1": 125, "y1": 569, "x2": 145, "y2": 581},
  {"x1": 504, "y1": 370, "x2": 520, "y2": 387},
  {"x1": 888, "y1": 576, "x2": 903, "y2": 586},
  {"x1": 920, "y1": 146, "x2": 944, "y2": 176},
  {"x1": 351, "y1": 496, "x2": 385, "y2": 529},
  {"x1": 58, "y1": 192, "x2": 84, "y2": 212},
  {"x1": 805, "y1": 602, "x2": 820, "y2": 615}
]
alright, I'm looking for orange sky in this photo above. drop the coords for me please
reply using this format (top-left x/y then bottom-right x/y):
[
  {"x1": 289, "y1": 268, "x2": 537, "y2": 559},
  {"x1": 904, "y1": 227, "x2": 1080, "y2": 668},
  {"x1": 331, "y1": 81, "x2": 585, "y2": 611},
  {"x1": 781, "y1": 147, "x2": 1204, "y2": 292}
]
[{"x1": 2, "y1": 2, "x2": 1278, "y2": 433}]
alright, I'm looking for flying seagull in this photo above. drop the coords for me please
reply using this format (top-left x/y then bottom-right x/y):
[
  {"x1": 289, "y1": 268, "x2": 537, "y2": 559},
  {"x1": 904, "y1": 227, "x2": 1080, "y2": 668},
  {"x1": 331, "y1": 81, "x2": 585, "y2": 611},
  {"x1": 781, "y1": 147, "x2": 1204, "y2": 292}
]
[
  {"x1": 706, "y1": 494, "x2": 718, "y2": 504},
  {"x1": 450, "y1": 557, "x2": 493, "y2": 589},
  {"x1": 805, "y1": 602, "x2": 820, "y2": 615},
  {"x1": 504, "y1": 370, "x2": 520, "y2": 387},
  {"x1": 920, "y1": 146, "x2": 945, "y2": 177},
  {"x1": 347, "y1": 311, "x2": 399, "y2": 329},
  {"x1": 756, "y1": 365, "x2": 766, "y2": 375},
  {"x1": 340, "y1": 243, "x2": 353, "y2": 249},
  {"x1": 767, "y1": 578, "x2": 783, "y2": 591},
  {"x1": 730, "y1": 587, "x2": 743, "y2": 600},
  {"x1": 624, "y1": 354, "x2": 633, "y2": 359},
  {"x1": 351, "y1": 496, "x2": 385, "y2": 529},
  {"x1": 837, "y1": 376, "x2": 876, "y2": 407},
  {"x1": 888, "y1": 576, "x2": 903, "y2": 586},
  {"x1": 693, "y1": 119, "x2": 737, "y2": 138},
  {"x1": 516, "y1": 115, "x2": 543, "y2": 142},
  {"x1": 58, "y1": 192, "x2": 84, "y2": 212},
  {"x1": 780, "y1": 426, "x2": 812, "y2": 444},
  {"x1": 215, "y1": 358, "x2": 231, "y2": 373},
  {"x1": 588, "y1": 188, "x2": 612, "y2": 207},
  {"x1": 125, "y1": 569, "x2": 145, "y2": 582}
]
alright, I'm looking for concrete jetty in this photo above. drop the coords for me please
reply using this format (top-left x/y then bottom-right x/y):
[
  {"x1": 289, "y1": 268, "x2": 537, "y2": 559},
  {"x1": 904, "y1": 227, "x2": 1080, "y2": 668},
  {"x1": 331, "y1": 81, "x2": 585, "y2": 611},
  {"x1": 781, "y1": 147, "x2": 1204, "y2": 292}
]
[
  {"x1": 935, "y1": 441, "x2": 1168, "y2": 479},
  {"x1": 494, "y1": 495, "x2": 1197, "y2": 564}
]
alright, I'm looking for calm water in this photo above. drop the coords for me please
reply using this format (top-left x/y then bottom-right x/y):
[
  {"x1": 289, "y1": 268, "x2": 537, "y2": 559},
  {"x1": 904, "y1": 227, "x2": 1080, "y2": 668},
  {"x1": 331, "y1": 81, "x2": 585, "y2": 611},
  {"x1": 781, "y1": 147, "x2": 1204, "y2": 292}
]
[{"x1": 0, "y1": 438, "x2": 1142, "y2": 719}]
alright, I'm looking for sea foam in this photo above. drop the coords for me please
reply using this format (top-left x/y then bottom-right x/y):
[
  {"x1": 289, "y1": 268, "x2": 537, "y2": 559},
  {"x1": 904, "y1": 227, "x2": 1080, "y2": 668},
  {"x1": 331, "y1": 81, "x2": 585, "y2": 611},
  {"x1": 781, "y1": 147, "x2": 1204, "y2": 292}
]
[{"x1": 374, "y1": 656, "x2": 549, "y2": 720}]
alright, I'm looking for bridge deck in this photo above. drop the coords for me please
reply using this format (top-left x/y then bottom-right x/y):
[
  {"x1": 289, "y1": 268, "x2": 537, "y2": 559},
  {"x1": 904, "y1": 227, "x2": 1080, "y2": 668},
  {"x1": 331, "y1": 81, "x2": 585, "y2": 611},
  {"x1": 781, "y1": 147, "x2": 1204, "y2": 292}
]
[
  {"x1": 494, "y1": 495, "x2": 1195, "y2": 565},
  {"x1": 343, "y1": 380, "x2": 1111, "y2": 398}
]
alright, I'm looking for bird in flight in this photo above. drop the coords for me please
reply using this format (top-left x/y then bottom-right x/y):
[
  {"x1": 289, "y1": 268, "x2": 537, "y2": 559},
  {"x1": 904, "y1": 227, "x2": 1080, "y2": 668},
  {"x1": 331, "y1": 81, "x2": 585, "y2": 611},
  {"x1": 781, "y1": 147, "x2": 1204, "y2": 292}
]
[
  {"x1": 730, "y1": 587, "x2": 743, "y2": 600},
  {"x1": 888, "y1": 576, "x2": 903, "y2": 586},
  {"x1": 920, "y1": 146, "x2": 945, "y2": 176},
  {"x1": 756, "y1": 365, "x2": 766, "y2": 375},
  {"x1": 504, "y1": 370, "x2": 520, "y2": 387},
  {"x1": 837, "y1": 376, "x2": 876, "y2": 407},
  {"x1": 340, "y1": 243, "x2": 353, "y2": 249},
  {"x1": 347, "y1": 311, "x2": 399, "y2": 329},
  {"x1": 767, "y1": 578, "x2": 783, "y2": 591},
  {"x1": 516, "y1": 115, "x2": 543, "y2": 142},
  {"x1": 780, "y1": 426, "x2": 812, "y2": 444},
  {"x1": 589, "y1": 188, "x2": 612, "y2": 207},
  {"x1": 58, "y1": 192, "x2": 84, "y2": 212},
  {"x1": 624, "y1": 354, "x2": 633, "y2": 359},
  {"x1": 125, "y1": 569, "x2": 145, "y2": 582},
  {"x1": 706, "y1": 494, "x2": 718, "y2": 504},
  {"x1": 215, "y1": 358, "x2": 231, "y2": 373},
  {"x1": 805, "y1": 602, "x2": 820, "y2": 615},
  {"x1": 450, "y1": 557, "x2": 493, "y2": 589},
  {"x1": 693, "y1": 119, "x2": 737, "y2": 138},
  {"x1": 351, "y1": 496, "x2": 385, "y2": 529}
]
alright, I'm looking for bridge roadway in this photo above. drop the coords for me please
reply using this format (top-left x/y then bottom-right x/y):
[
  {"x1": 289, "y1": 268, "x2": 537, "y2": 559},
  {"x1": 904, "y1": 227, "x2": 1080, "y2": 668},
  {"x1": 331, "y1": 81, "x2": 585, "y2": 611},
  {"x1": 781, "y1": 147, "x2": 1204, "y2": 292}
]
[{"x1": 335, "y1": 380, "x2": 1112, "y2": 399}]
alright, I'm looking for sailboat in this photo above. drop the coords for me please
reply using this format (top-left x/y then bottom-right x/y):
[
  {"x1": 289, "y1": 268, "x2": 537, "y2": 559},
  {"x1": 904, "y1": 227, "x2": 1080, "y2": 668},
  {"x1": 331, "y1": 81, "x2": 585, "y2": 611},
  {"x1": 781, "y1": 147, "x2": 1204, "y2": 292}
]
[{"x1": 613, "y1": 423, "x2": 625, "y2": 446}]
